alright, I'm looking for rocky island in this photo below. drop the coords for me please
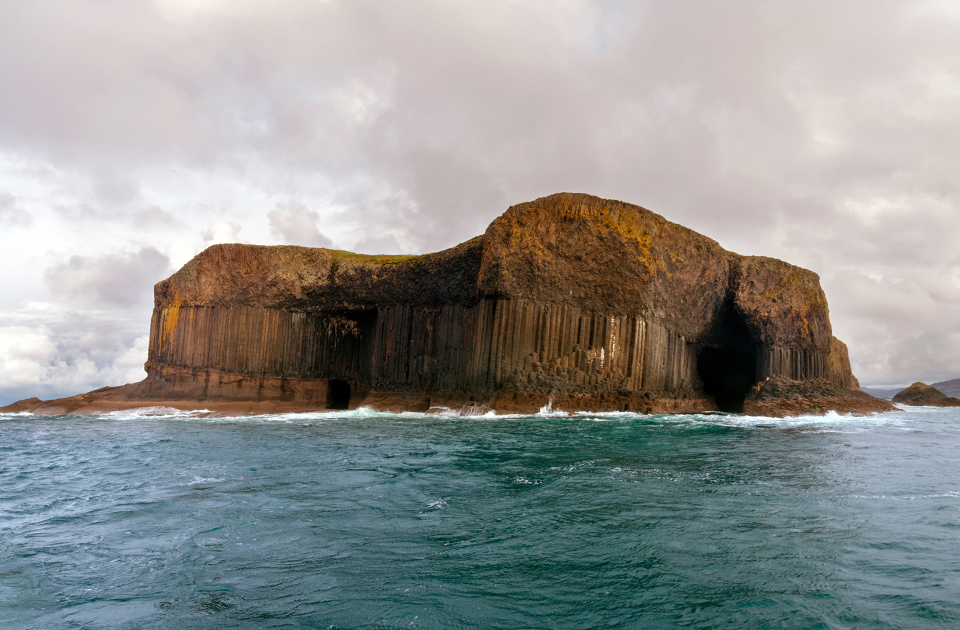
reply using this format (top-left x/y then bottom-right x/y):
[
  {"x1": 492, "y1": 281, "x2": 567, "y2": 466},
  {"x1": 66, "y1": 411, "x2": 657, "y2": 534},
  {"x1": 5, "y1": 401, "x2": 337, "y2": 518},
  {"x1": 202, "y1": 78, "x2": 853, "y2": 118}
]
[
  {"x1": 892, "y1": 382, "x2": 960, "y2": 407},
  {"x1": 3, "y1": 193, "x2": 893, "y2": 417}
]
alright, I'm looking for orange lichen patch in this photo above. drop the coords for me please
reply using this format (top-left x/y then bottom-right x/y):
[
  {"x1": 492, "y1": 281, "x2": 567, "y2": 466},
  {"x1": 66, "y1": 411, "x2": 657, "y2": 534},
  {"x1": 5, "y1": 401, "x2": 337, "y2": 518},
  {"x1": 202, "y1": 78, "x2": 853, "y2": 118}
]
[
  {"x1": 509, "y1": 225, "x2": 549, "y2": 258},
  {"x1": 161, "y1": 295, "x2": 183, "y2": 348},
  {"x1": 512, "y1": 196, "x2": 675, "y2": 276},
  {"x1": 620, "y1": 224, "x2": 659, "y2": 275}
]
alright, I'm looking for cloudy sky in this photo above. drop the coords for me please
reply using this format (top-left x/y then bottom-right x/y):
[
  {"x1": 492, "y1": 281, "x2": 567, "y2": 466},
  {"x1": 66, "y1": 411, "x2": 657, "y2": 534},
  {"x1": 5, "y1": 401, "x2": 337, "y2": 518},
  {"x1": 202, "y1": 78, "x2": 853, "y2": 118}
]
[{"x1": 1, "y1": 0, "x2": 959, "y2": 403}]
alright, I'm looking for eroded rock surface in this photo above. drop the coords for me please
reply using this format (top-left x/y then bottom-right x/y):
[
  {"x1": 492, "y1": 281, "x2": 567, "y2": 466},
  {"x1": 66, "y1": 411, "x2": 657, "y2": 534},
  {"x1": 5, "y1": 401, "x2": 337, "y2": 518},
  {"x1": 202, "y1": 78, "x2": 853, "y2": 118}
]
[{"x1": 3, "y1": 192, "x2": 893, "y2": 417}]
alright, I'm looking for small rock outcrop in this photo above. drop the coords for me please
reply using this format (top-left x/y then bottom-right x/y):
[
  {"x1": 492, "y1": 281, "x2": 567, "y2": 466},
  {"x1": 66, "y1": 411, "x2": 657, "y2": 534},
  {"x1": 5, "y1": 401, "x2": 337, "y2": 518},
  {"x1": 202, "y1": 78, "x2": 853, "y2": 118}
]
[
  {"x1": 892, "y1": 382, "x2": 960, "y2": 407},
  {"x1": 2, "y1": 192, "x2": 894, "y2": 417}
]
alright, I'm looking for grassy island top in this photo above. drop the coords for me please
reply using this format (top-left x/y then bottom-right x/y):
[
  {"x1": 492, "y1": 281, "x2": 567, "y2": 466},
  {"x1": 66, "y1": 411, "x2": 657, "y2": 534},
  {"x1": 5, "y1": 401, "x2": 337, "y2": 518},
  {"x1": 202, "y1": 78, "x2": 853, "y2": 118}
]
[{"x1": 326, "y1": 250, "x2": 419, "y2": 265}]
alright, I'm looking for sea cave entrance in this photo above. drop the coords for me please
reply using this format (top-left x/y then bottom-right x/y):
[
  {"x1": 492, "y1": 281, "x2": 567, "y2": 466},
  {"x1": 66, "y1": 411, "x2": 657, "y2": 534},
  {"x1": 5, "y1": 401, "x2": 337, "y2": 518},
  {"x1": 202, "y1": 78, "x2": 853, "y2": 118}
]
[
  {"x1": 326, "y1": 379, "x2": 351, "y2": 410},
  {"x1": 696, "y1": 306, "x2": 758, "y2": 413}
]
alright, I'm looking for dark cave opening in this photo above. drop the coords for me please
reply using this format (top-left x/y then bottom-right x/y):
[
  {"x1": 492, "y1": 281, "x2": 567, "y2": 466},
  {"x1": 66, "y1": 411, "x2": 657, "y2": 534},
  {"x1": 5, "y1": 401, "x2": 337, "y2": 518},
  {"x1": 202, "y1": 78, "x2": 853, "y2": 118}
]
[
  {"x1": 696, "y1": 306, "x2": 758, "y2": 413},
  {"x1": 326, "y1": 379, "x2": 351, "y2": 410}
]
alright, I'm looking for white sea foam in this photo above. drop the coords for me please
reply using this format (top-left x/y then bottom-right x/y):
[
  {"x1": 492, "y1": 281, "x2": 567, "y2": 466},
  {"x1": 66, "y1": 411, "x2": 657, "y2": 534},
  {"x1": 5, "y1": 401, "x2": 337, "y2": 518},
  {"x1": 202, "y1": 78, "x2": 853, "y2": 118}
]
[
  {"x1": 674, "y1": 409, "x2": 910, "y2": 430},
  {"x1": 0, "y1": 411, "x2": 36, "y2": 418},
  {"x1": 539, "y1": 397, "x2": 568, "y2": 416},
  {"x1": 21, "y1": 401, "x2": 953, "y2": 432},
  {"x1": 175, "y1": 475, "x2": 227, "y2": 488},
  {"x1": 852, "y1": 490, "x2": 960, "y2": 501},
  {"x1": 102, "y1": 407, "x2": 215, "y2": 421},
  {"x1": 892, "y1": 402, "x2": 957, "y2": 413},
  {"x1": 189, "y1": 476, "x2": 225, "y2": 484}
]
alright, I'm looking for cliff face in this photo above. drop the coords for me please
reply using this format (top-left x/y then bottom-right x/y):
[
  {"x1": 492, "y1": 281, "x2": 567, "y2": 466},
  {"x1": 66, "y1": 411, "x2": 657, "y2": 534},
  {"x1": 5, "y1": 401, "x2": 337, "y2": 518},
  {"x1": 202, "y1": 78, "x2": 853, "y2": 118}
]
[
  {"x1": 5, "y1": 192, "x2": 893, "y2": 417},
  {"x1": 137, "y1": 191, "x2": 885, "y2": 416}
]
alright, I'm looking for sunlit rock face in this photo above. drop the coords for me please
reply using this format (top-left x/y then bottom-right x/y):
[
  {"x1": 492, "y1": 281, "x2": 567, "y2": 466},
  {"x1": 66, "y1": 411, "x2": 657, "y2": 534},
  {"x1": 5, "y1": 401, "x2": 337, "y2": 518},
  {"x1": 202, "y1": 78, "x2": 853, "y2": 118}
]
[
  {"x1": 129, "y1": 192, "x2": 887, "y2": 416},
  {"x1": 3, "y1": 192, "x2": 894, "y2": 416}
]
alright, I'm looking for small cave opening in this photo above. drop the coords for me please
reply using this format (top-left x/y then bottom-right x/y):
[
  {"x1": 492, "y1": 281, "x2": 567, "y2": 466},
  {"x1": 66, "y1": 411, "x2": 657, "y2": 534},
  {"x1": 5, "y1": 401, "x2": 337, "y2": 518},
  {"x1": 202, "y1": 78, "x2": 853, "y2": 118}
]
[
  {"x1": 326, "y1": 379, "x2": 351, "y2": 410},
  {"x1": 696, "y1": 306, "x2": 758, "y2": 413}
]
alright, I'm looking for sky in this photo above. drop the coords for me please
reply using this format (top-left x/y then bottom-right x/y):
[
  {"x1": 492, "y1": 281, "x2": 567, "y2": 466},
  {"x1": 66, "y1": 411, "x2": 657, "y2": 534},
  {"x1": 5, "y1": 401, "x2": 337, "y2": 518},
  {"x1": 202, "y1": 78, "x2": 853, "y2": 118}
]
[{"x1": 2, "y1": 0, "x2": 960, "y2": 404}]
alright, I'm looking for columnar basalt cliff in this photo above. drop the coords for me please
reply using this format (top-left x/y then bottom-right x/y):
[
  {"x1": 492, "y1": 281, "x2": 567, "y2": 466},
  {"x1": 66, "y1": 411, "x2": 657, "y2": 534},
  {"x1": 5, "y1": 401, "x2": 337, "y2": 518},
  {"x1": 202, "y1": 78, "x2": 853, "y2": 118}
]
[{"x1": 4, "y1": 193, "x2": 893, "y2": 416}]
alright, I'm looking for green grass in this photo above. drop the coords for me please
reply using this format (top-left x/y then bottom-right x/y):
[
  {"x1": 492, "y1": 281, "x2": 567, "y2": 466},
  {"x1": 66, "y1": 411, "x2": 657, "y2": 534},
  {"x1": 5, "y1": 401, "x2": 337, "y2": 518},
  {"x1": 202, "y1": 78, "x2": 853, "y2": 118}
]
[{"x1": 327, "y1": 250, "x2": 419, "y2": 265}]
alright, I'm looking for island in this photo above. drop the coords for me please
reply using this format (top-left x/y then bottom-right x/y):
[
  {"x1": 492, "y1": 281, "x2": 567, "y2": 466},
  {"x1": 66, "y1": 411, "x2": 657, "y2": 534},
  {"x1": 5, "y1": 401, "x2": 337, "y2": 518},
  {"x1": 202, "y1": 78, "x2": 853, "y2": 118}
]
[
  {"x1": 892, "y1": 382, "x2": 960, "y2": 407},
  {"x1": 2, "y1": 192, "x2": 894, "y2": 417}
]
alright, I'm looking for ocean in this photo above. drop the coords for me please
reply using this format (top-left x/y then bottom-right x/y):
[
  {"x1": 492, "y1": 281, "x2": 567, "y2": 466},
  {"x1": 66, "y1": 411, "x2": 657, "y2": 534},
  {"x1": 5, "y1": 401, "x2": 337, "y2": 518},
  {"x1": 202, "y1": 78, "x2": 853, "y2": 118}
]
[{"x1": 2, "y1": 405, "x2": 960, "y2": 629}]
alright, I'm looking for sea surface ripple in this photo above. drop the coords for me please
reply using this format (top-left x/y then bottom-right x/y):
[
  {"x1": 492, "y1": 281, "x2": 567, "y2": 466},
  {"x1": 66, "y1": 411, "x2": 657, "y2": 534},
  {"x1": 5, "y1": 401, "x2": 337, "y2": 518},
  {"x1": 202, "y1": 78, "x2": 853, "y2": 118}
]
[{"x1": 3, "y1": 405, "x2": 960, "y2": 629}]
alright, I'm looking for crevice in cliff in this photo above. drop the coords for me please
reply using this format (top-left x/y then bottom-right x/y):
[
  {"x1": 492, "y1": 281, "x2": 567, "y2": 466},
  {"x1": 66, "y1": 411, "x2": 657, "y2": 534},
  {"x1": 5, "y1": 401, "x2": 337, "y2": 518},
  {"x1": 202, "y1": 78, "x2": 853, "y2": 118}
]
[{"x1": 696, "y1": 303, "x2": 757, "y2": 412}]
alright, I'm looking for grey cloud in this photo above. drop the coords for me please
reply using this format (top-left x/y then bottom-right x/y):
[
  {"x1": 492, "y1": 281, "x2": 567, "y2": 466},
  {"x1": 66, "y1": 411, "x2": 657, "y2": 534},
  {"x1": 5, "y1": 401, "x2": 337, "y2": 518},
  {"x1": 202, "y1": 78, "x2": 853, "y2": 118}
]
[
  {"x1": 132, "y1": 205, "x2": 180, "y2": 227},
  {"x1": 827, "y1": 271, "x2": 937, "y2": 325},
  {"x1": 53, "y1": 199, "x2": 181, "y2": 229},
  {"x1": 1, "y1": 0, "x2": 959, "y2": 384},
  {"x1": 44, "y1": 247, "x2": 172, "y2": 307},
  {"x1": 92, "y1": 171, "x2": 140, "y2": 207},
  {"x1": 353, "y1": 232, "x2": 402, "y2": 255},
  {"x1": 268, "y1": 202, "x2": 334, "y2": 248},
  {"x1": 0, "y1": 311, "x2": 150, "y2": 405},
  {"x1": 825, "y1": 268, "x2": 960, "y2": 385},
  {"x1": 0, "y1": 192, "x2": 30, "y2": 226},
  {"x1": 889, "y1": 329, "x2": 960, "y2": 385}
]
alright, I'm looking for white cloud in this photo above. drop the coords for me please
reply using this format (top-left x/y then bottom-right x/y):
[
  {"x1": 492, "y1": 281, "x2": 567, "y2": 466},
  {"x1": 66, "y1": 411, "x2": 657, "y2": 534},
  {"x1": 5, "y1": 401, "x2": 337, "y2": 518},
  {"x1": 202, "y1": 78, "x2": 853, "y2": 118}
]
[
  {"x1": 0, "y1": 326, "x2": 57, "y2": 385},
  {"x1": 199, "y1": 221, "x2": 243, "y2": 251},
  {"x1": 0, "y1": 310, "x2": 149, "y2": 404},
  {"x1": 333, "y1": 79, "x2": 391, "y2": 127},
  {"x1": 268, "y1": 201, "x2": 334, "y2": 248}
]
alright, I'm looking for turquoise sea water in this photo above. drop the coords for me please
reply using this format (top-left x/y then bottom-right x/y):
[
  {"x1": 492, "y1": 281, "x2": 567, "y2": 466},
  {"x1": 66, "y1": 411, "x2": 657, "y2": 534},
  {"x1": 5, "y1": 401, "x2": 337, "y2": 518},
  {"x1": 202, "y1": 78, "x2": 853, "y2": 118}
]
[{"x1": 3, "y1": 405, "x2": 960, "y2": 629}]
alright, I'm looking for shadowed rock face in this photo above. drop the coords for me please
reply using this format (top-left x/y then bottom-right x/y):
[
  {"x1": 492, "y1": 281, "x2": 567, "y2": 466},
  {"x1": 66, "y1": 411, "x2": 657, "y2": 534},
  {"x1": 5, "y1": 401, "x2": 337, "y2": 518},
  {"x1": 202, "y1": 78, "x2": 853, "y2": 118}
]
[
  {"x1": 3, "y1": 193, "x2": 893, "y2": 417},
  {"x1": 893, "y1": 382, "x2": 960, "y2": 407}
]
